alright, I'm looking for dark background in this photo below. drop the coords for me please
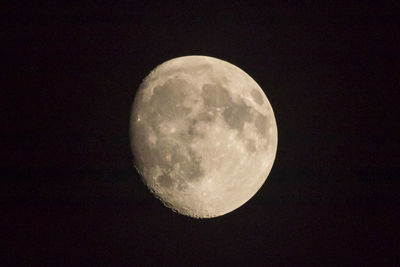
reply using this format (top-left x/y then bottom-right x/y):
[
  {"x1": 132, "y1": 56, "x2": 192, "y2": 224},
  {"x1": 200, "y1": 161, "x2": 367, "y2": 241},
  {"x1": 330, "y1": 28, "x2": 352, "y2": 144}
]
[{"x1": 2, "y1": 2, "x2": 399, "y2": 266}]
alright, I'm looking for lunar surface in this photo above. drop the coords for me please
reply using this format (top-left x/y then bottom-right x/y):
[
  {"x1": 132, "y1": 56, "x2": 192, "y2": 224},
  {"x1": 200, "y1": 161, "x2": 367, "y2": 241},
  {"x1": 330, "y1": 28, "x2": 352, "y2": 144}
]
[{"x1": 130, "y1": 55, "x2": 277, "y2": 218}]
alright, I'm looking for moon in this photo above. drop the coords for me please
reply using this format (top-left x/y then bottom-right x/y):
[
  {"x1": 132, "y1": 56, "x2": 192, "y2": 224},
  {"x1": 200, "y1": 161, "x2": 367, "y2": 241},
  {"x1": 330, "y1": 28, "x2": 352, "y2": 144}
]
[{"x1": 130, "y1": 55, "x2": 277, "y2": 218}]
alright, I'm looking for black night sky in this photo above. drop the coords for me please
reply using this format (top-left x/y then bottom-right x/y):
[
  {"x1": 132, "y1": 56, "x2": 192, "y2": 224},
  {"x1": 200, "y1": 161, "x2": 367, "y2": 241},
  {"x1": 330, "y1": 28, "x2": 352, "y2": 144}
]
[{"x1": 2, "y1": 2, "x2": 399, "y2": 266}]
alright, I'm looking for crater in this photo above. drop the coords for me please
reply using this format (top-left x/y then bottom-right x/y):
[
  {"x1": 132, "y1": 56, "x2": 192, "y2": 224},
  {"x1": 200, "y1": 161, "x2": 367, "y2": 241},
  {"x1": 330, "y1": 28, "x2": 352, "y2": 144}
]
[{"x1": 251, "y1": 88, "x2": 264, "y2": 105}]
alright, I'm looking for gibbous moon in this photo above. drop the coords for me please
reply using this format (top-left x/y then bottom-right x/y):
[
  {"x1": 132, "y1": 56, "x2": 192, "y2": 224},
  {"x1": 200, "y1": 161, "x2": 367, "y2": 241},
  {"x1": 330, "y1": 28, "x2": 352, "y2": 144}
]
[{"x1": 130, "y1": 55, "x2": 277, "y2": 218}]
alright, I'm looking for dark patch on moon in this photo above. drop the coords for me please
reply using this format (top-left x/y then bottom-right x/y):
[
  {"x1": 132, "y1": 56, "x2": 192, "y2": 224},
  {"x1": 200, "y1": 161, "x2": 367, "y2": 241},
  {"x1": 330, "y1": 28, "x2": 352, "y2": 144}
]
[
  {"x1": 201, "y1": 82, "x2": 255, "y2": 132},
  {"x1": 187, "y1": 119, "x2": 198, "y2": 136},
  {"x1": 177, "y1": 182, "x2": 188, "y2": 191},
  {"x1": 157, "y1": 174, "x2": 173, "y2": 188},
  {"x1": 251, "y1": 88, "x2": 264, "y2": 105},
  {"x1": 151, "y1": 140, "x2": 177, "y2": 173},
  {"x1": 180, "y1": 119, "x2": 205, "y2": 141},
  {"x1": 202, "y1": 83, "x2": 232, "y2": 108},
  {"x1": 263, "y1": 141, "x2": 270, "y2": 150},
  {"x1": 198, "y1": 111, "x2": 215, "y2": 122},
  {"x1": 179, "y1": 157, "x2": 204, "y2": 181},
  {"x1": 169, "y1": 146, "x2": 204, "y2": 181},
  {"x1": 149, "y1": 78, "x2": 192, "y2": 121},
  {"x1": 255, "y1": 113, "x2": 269, "y2": 136},
  {"x1": 246, "y1": 139, "x2": 257, "y2": 153},
  {"x1": 222, "y1": 99, "x2": 252, "y2": 131}
]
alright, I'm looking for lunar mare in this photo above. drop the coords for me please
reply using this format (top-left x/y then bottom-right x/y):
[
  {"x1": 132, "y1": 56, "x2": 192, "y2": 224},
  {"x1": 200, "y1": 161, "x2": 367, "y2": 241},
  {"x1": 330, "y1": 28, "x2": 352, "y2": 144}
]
[{"x1": 130, "y1": 55, "x2": 277, "y2": 218}]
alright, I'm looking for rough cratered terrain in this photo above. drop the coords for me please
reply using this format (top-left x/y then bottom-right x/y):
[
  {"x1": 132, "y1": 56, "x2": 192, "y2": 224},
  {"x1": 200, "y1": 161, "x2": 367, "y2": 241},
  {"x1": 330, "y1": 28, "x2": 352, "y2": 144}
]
[{"x1": 130, "y1": 56, "x2": 277, "y2": 218}]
